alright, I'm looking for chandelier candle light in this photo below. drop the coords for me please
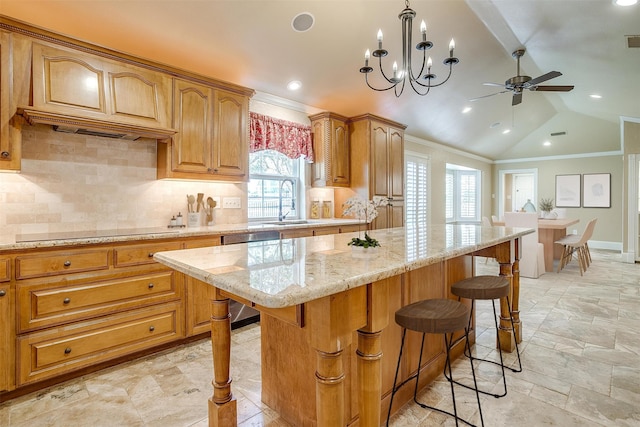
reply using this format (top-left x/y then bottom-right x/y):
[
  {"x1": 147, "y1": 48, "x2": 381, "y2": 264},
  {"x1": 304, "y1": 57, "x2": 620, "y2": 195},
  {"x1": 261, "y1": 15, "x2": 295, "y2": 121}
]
[{"x1": 359, "y1": 0, "x2": 459, "y2": 97}]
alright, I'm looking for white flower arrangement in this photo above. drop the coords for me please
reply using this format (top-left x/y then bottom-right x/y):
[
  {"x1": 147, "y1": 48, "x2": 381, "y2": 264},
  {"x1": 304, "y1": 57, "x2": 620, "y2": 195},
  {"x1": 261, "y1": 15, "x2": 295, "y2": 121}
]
[
  {"x1": 342, "y1": 195, "x2": 389, "y2": 223},
  {"x1": 341, "y1": 196, "x2": 389, "y2": 248}
]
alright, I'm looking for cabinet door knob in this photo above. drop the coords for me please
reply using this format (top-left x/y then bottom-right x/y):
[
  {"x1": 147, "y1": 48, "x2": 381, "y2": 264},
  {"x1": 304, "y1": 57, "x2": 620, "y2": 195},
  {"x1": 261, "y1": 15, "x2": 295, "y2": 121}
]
[
  {"x1": 1, "y1": 151, "x2": 9, "y2": 158},
  {"x1": 148, "y1": 283, "x2": 154, "y2": 289},
  {"x1": 63, "y1": 260, "x2": 71, "y2": 267},
  {"x1": 0, "y1": 290, "x2": 6, "y2": 297},
  {"x1": 149, "y1": 326, "x2": 155, "y2": 332},
  {"x1": 63, "y1": 298, "x2": 71, "y2": 304},
  {"x1": 148, "y1": 252, "x2": 154, "y2": 258},
  {"x1": 64, "y1": 347, "x2": 72, "y2": 354}
]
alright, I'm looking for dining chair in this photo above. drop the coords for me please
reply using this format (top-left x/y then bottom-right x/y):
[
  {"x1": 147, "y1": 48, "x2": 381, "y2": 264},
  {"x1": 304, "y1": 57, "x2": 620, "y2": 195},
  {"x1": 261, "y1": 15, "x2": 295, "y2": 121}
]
[
  {"x1": 555, "y1": 218, "x2": 598, "y2": 275},
  {"x1": 504, "y1": 212, "x2": 546, "y2": 278}
]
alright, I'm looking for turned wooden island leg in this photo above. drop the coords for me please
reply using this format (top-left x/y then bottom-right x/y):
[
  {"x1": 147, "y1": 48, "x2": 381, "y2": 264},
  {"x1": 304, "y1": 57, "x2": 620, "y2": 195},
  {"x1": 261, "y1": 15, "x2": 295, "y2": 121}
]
[
  {"x1": 209, "y1": 297, "x2": 237, "y2": 427},
  {"x1": 356, "y1": 330, "x2": 383, "y2": 427},
  {"x1": 315, "y1": 349, "x2": 346, "y2": 426},
  {"x1": 495, "y1": 239, "x2": 521, "y2": 352},
  {"x1": 357, "y1": 280, "x2": 389, "y2": 427}
]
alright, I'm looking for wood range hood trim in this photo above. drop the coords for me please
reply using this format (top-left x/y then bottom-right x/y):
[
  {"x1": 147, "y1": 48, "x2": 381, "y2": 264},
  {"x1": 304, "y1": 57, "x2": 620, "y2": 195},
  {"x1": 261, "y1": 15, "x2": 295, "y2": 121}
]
[{"x1": 17, "y1": 107, "x2": 176, "y2": 141}]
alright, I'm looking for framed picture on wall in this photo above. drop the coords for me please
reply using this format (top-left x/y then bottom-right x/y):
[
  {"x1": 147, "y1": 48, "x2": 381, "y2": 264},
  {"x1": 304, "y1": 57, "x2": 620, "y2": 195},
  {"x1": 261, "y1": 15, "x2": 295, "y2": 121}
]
[
  {"x1": 555, "y1": 174, "x2": 581, "y2": 207},
  {"x1": 583, "y1": 173, "x2": 611, "y2": 208}
]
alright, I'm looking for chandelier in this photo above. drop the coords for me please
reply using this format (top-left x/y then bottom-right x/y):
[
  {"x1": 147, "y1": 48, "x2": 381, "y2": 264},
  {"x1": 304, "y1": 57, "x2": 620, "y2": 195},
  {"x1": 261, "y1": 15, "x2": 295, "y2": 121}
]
[{"x1": 359, "y1": 0, "x2": 459, "y2": 97}]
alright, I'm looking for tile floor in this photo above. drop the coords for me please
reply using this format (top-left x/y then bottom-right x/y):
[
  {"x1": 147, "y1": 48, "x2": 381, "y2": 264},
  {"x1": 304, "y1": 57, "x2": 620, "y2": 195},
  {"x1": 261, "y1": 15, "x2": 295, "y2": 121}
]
[{"x1": 1, "y1": 250, "x2": 639, "y2": 426}]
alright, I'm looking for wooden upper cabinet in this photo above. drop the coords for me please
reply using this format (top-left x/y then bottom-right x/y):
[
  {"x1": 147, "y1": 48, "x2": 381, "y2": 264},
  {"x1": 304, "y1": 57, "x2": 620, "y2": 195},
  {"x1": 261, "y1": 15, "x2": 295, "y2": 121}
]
[
  {"x1": 157, "y1": 80, "x2": 249, "y2": 181},
  {"x1": 213, "y1": 89, "x2": 248, "y2": 178},
  {"x1": 347, "y1": 114, "x2": 406, "y2": 229},
  {"x1": 170, "y1": 79, "x2": 214, "y2": 174},
  {"x1": 0, "y1": 31, "x2": 20, "y2": 171},
  {"x1": 30, "y1": 42, "x2": 171, "y2": 129},
  {"x1": 309, "y1": 112, "x2": 350, "y2": 187}
]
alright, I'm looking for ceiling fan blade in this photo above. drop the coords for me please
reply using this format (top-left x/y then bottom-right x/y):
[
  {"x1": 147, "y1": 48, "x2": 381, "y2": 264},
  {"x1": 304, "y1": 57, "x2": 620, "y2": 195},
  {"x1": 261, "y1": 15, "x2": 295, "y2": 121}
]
[
  {"x1": 532, "y1": 85, "x2": 575, "y2": 92},
  {"x1": 468, "y1": 90, "x2": 510, "y2": 102},
  {"x1": 526, "y1": 71, "x2": 562, "y2": 87},
  {"x1": 483, "y1": 82, "x2": 506, "y2": 87},
  {"x1": 512, "y1": 92, "x2": 522, "y2": 106}
]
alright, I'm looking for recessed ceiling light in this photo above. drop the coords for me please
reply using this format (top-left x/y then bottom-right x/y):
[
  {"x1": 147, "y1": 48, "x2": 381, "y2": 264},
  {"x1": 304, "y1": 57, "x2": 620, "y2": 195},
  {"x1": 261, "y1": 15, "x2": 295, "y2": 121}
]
[
  {"x1": 287, "y1": 80, "x2": 302, "y2": 91},
  {"x1": 590, "y1": 94, "x2": 602, "y2": 99},
  {"x1": 613, "y1": 0, "x2": 637, "y2": 6},
  {"x1": 462, "y1": 107, "x2": 472, "y2": 114},
  {"x1": 502, "y1": 129, "x2": 511, "y2": 134},
  {"x1": 543, "y1": 141, "x2": 552, "y2": 146}
]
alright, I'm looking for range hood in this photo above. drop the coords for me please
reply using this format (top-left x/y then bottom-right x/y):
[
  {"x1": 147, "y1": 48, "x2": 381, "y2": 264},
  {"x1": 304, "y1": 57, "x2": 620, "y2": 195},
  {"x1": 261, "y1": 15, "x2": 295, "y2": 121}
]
[{"x1": 18, "y1": 107, "x2": 176, "y2": 141}]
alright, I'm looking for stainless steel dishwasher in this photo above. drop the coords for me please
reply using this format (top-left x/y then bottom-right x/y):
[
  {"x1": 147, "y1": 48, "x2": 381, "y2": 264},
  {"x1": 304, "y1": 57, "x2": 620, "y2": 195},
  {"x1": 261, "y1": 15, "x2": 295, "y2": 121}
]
[{"x1": 221, "y1": 230, "x2": 281, "y2": 329}]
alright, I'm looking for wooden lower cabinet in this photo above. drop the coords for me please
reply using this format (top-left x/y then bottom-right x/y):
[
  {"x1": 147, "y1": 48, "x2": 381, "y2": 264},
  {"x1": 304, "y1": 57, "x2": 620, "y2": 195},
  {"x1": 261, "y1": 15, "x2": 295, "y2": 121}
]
[
  {"x1": 0, "y1": 282, "x2": 14, "y2": 392},
  {"x1": 17, "y1": 269, "x2": 180, "y2": 332},
  {"x1": 17, "y1": 302, "x2": 184, "y2": 385}
]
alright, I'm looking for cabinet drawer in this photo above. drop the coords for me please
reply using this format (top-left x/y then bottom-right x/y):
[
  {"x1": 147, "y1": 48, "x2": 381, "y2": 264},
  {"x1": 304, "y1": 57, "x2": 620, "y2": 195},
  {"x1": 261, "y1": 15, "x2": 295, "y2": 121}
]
[
  {"x1": 0, "y1": 258, "x2": 9, "y2": 282},
  {"x1": 15, "y1": 249, "x2": 110, "y2": 279},
  {"x1": 114, "y1": 242, "x2": 182, "y2": 267},
  {"x1": 17, "y1": 302, "x2": 184, "y2": 385},
  {"x1": 18, "y1": 271, "x2": 180, "y2": 332}
]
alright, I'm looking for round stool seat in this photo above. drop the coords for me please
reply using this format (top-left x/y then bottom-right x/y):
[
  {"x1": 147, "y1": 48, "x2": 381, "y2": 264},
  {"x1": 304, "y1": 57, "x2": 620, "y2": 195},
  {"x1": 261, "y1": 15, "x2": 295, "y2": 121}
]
[
  {"x1": 451, "y1": 275, "x2": 509, "y2": 300},
  {"x1": 395, "y1": 298, "x2": 469, "y2": 335}
]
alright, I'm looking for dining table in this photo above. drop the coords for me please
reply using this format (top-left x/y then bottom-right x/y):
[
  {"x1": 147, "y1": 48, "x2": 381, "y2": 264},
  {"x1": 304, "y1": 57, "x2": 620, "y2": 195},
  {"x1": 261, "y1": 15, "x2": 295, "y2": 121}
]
[{"x1": 494, "y1": 217, "x2": 579, "y2": 272}]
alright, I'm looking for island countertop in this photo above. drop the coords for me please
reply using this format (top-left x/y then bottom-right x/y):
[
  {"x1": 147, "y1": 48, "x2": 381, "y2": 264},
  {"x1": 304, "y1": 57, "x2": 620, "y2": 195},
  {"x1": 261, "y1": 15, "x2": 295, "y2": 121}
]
[{"x1": 153, "y1": 224, "x2": 532, "y2": 309}]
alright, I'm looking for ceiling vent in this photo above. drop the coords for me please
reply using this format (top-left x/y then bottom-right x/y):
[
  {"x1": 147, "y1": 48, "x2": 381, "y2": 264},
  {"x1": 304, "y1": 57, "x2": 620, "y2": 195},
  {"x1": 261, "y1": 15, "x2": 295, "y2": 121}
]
[
  {"x1": 550, "y1": 131, "x2": 567, "y2": 136},
  {"x1": 626, "y1": 35, "x2": 640, "y2": 48},
  {"x1": 292, "y1": 12, "x2": 314, "y2": 32}
]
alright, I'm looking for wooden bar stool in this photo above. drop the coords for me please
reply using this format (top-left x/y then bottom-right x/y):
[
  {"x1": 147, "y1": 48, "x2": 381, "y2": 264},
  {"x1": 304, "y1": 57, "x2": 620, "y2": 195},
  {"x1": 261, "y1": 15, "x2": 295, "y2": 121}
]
[
  {"x1": 386, "y1": 298, "x2": 484, "y2": 427},
  {"x1": 449, "y1": 275, "x2": 522, "y2": 399}
]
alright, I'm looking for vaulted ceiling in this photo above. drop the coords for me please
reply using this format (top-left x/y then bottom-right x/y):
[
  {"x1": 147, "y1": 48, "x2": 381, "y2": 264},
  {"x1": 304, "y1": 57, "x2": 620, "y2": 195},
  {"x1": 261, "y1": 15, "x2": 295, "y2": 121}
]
[{"x1": 3, "y1": 0, "x2": 639, "y2": 160}]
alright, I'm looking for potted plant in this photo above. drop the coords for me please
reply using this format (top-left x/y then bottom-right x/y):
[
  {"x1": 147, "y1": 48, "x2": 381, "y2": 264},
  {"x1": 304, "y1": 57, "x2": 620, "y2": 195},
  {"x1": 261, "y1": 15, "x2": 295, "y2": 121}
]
[
  {"x1": 341, "y1": 196, "x2": 389, "y2": 250},
  {"x1": 539, "y1": 198, "x2": 555, "y2": 218}
]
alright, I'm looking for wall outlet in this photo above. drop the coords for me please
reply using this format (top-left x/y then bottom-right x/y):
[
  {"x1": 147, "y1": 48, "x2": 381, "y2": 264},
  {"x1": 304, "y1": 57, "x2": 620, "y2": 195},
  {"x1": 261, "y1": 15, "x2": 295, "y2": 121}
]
[
  {"x1": 222, "y1": 197, "x2": 241, "y2": 209},
  {"x1": 212, "y1": 196, "x2": 221, "y2": 209}
]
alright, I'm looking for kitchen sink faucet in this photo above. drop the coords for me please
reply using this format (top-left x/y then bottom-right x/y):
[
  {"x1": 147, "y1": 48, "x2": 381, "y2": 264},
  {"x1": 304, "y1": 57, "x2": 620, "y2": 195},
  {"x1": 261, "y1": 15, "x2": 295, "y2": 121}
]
[{"x1": 278, "y1": 178, "x2": 295, "y2": 222}]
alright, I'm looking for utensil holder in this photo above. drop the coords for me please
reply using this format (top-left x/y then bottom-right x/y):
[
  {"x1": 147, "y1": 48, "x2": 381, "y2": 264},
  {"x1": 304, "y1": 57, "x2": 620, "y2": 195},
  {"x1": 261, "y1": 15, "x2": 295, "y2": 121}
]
[{"x1": 187, "y1": 212, "x2": 200, "y2": 227}]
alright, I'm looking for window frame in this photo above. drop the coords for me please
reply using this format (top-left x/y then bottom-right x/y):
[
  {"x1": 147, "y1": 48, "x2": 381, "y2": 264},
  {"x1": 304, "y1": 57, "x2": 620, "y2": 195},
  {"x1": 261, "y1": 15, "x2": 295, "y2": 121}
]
[
  {"x1": 248, "y1": 150, "x2": 304, "y2": 222},
  {"x1": 445, "y1": 164, "x2": 481, "y2": 223}
]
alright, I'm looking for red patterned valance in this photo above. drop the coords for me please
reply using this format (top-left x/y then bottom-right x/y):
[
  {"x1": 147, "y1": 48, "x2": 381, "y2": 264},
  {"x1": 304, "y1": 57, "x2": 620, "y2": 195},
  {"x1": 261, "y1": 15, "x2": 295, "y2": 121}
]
[{"x1": 249, "y1": 112, "x2": 313, "y2": 162}]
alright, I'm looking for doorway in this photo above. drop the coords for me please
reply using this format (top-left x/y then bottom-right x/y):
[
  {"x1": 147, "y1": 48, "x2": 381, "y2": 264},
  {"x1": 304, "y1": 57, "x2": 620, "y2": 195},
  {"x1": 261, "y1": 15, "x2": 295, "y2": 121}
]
[{"x1": 498, "y1": 169, "x2": 538, "y2": 220}]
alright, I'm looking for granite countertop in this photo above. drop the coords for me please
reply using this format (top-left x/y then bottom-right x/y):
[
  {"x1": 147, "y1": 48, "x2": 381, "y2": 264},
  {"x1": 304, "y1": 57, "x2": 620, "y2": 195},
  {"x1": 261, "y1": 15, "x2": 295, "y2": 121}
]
[
  {"x1": 153, "y1": 224, "x2": 532, "y2": 309},
  {"x1": 0, "y1": 219, "x2": 362, "y2": 251}
]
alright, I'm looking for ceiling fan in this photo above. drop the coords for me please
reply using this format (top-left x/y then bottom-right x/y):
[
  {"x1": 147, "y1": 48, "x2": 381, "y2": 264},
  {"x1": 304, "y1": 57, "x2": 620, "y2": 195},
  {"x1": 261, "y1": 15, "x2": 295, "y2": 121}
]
[{"x1": 470, "y1": 48, "x2": 574, "y2": 106}]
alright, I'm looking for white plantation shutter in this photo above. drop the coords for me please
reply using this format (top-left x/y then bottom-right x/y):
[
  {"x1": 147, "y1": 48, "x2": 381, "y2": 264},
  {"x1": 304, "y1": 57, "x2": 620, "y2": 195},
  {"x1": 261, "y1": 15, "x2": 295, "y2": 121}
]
[
  {"x1": 405, "y1": 154, "x2": 430, "y2": 226},
  {"x1": 446, "y1": 165, "x2": 481, "y2": 222}
]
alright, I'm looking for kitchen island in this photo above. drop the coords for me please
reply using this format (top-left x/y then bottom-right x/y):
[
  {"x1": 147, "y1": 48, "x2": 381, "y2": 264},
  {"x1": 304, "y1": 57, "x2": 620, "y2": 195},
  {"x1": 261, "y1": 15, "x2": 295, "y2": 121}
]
[{"x1": 153, "y1": 224, "x2": 531, "y2": 426}]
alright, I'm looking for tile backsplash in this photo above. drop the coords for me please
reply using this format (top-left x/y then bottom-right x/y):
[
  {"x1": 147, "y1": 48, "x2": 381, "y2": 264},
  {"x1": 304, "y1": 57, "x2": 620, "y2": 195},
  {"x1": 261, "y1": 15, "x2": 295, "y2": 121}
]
[{"x1": 0, "y1": 124, "x2": 247, "y2": 241}]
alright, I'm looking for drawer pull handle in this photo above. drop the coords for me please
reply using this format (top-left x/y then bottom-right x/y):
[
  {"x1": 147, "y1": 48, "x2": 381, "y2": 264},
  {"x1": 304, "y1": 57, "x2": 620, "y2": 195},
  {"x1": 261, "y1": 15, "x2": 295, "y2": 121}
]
[
  {"x1": 148, "y1": 283, "x2": 154, "y2": 289},
  {"x1": 63, "y1": 260, "x2": 71, "y2": 267},
  {"x1": 64, "y1": 347, "x2": 72, "y2": 354},
  {"x1": 63, "y1": 298, "x2": 71, "y2": 304},
  {"x1": 149, "y1": 326, "x2": 155, "y2": 332},
  {"x1": 0, "y1": 290, "x2": 5, "y2": 297},
  {"x1": 148, "y1": 252, "x2": 154, "y2": 258}
]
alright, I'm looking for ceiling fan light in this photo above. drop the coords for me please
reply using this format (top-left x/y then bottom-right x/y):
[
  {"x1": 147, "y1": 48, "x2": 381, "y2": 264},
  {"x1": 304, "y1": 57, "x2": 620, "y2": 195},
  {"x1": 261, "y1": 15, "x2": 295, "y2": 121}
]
[{"x1": 613, "y1": 0, "x2": 637, "y2": 6}]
